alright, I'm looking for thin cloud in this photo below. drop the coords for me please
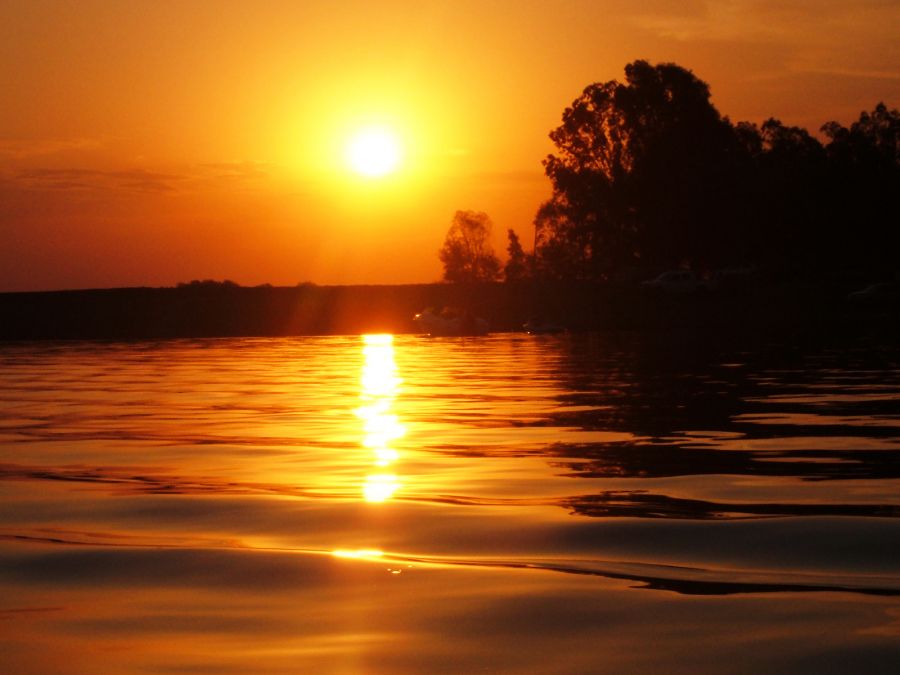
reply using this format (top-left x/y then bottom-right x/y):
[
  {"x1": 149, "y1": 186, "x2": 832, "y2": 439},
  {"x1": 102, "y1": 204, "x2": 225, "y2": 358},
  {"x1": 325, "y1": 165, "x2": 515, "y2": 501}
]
[
  {"x1": 625, "y1": 0, "x2": 900, "y2": 93},
  {"x1": 10, "y1": 168, "x2": 184, "y2": 193},
  {"x1": 800, "y1": 68, "x2": 900, "y2": 82},
  {"x1": 469, "y1": 169, "x2": 547, "y2": 189},
  {"x1": 0, "y1": 137, "x2": 103, "y2": 159},
  {"x1": 198, "y1": 161, "x2": 272, "y2": 181},
  {"x1": 629, "y1": 0, "x2": 900, "y2": 42}
]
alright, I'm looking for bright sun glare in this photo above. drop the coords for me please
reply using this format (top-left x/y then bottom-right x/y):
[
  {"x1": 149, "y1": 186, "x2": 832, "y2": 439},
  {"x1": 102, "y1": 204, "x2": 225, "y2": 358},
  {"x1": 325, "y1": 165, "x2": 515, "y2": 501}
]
[{"x1": 346, "y1": 127, "x2": 401, "y2": 177}]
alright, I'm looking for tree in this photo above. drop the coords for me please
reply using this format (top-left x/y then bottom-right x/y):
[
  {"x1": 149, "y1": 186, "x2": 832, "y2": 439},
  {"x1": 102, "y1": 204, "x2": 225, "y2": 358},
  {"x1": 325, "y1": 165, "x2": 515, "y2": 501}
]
[
  {"x1": 819, "y1": 103, "x2": 900, "y2": 274},
  {"x1": 503, "y1": 229, "x2": 530, "y2": 282},
  {"x1": 536, "y1": 60, "x2": 747, "y2": 279},
  {"x1": 823, "y1": 102, "x2": 900, "y2": 169},
  {"x1": 754, "y1": 118, "x2": 828, "y2": 273},
  {"x1": 438, "y1": 210, "x2": 501, "y2": 282},
  {"x1": 536, "y1": 61, "x2": 897, "y2": 280}
]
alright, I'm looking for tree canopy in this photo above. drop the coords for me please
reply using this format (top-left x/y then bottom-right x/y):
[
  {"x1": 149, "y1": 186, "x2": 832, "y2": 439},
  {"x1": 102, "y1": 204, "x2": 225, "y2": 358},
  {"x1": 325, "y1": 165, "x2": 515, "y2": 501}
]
[
  {"x1": 438, "y1": 210, "x2": 502, "y2": 283},
  {"x1": 503, "y1": 229, "x2": 529, "y2": 282},
  {"x1": 534, "y1": 60, "x2": 899, "y2": 280}
]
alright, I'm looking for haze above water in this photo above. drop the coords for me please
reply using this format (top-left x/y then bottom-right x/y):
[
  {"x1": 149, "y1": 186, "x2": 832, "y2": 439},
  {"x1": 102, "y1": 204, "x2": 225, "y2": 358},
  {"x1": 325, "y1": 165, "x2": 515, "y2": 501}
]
[{"x1": 1, "y1": 333, "x2": 899, "y2": 674}]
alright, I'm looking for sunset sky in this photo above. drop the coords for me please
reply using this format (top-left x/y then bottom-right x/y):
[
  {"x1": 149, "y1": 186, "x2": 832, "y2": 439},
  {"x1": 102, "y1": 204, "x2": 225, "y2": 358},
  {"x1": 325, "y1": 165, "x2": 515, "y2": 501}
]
[{"x1": 2, "y1": 0, "x2": 898, "y2": 291}]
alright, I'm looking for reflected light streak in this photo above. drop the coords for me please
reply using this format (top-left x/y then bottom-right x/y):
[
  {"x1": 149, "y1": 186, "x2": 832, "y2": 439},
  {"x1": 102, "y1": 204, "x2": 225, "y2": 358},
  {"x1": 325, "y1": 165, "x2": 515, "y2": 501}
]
[
  {"x1": 357, "y1": 334, "x2": 404, "y2": 502},
  {"x1": 373, "y1": 447, "x2": 400, "y2": 466},
  {"x1": 332, "y1": 549, "x2": 384, "y2": 560},
  {"x1": 363, "y1": 473, "x2": 400, "y2": 502}
]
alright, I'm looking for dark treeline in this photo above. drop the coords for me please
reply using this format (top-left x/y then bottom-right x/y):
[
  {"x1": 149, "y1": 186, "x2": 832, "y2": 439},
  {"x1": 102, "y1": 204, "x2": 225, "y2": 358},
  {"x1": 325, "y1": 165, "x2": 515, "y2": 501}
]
[
  {"x1": 441, "y1": 60, "x2": 898, "y2": 283},
  {"x1": 0, "y1": 279, "x2": 894, "y2": 341},
  {"x1": 538, "y1": 60, "x2": 898, "y2": 281},
  {"x1": 0, "y1": 284, "x2": 521, "y2": 340}
]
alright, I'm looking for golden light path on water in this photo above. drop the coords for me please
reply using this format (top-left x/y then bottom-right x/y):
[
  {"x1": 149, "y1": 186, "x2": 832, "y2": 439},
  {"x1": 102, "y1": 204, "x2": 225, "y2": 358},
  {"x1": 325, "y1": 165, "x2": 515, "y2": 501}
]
[
  {"x1": 357, "y1": 334, "x2": 404, "y2": 502},
  {"x1": 1, "y1": 336, "x2": 899, "y2": 674}
]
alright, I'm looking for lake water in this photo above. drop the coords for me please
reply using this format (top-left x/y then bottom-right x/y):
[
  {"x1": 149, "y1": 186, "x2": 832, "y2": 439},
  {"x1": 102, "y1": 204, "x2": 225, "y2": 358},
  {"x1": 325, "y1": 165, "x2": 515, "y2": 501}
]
[{"x1": 1, "y1": 332, "x2": 899, "y2": 674}]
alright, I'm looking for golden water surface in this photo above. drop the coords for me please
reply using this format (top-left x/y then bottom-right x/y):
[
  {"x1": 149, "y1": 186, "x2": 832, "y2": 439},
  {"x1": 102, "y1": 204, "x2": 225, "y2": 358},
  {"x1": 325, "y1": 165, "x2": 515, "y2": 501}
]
[{"x1": 1, "y1": 333, "x2": 899, "y2": 673}]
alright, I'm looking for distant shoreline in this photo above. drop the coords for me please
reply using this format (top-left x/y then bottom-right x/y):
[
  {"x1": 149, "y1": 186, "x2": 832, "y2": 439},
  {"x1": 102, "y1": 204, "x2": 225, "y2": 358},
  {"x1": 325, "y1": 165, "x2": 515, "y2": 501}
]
[{"x1": 1, "y1": 280, "x2": 896, "y2": 343}]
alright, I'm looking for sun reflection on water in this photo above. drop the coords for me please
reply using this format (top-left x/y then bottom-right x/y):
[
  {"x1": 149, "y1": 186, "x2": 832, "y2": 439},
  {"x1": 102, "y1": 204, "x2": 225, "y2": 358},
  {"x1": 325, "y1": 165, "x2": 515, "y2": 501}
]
[
  {"x1": 331, "y1": 548, "x2": 384, "y2": 560},
  {"x1": 357, "y1": 334, "x2": 404, "y2": 502}
]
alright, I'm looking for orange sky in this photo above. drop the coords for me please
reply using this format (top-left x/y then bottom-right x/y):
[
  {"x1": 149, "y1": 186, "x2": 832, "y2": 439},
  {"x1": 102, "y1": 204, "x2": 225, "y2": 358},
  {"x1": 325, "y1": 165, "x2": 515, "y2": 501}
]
[{"x1": 1, "y1": 0, "x2": 898, "y2": 291}]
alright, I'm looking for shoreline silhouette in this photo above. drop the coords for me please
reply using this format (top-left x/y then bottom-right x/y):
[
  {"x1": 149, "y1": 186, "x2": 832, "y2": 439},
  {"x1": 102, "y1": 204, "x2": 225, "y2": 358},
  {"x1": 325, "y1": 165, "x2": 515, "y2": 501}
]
[{"x1": 1, "y1": 278, "x2": 895, "y2": 341}]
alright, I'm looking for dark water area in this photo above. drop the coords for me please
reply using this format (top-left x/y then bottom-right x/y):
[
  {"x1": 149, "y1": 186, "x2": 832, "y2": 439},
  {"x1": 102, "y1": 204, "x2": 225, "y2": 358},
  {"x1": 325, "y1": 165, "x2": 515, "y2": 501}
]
[{"x1": 1, "y1": 331, "x2": 898, "y2": 673}]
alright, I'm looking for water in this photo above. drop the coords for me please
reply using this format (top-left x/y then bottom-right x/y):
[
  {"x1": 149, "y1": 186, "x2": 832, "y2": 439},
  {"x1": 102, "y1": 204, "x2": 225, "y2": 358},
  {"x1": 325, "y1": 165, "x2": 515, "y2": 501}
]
[{"x1": 1, "y1": 333, "x2": 899, "y2": 674}]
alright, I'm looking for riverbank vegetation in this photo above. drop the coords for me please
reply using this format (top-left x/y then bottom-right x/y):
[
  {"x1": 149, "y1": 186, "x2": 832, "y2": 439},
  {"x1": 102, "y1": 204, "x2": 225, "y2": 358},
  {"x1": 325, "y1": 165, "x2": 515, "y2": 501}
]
[
  {"x1": 439, "y1": 60, "x2": 898, "y2": 284},
  {"x1": 1, "y1": 277, "x2": 894, "y2": 341}
]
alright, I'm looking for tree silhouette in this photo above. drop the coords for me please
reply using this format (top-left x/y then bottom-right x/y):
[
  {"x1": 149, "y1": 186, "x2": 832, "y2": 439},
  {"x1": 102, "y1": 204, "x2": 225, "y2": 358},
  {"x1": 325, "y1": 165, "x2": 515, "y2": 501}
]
[
  {"x1": 438, "y1": 210, "x2": 501, "y2": 282},
  {"x1": 824, "y1": 103, "x2": 900, "y2": 169},
  {"x1": 536, "y1": 60, "x2": 744, "y2": 280},
  {"x1": 732, "y1": 118, "x2": 829, "y2": 273},
  {"x1": 535, "y1": 61, "x2": 898, "y2": 280},
  {"x1": 503, "y1": 229, "x2": 530, "y2": 282},
  {"x1": 819, "y1": 103, "x2": 900, "y2": 274}
]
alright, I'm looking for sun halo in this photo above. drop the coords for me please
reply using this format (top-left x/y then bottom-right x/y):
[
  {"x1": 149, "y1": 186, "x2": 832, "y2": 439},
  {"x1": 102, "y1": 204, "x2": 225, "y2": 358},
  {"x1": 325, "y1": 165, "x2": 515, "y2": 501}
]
[{"x1": 346, "y1": 127, "x2": 402, "y2": 178}]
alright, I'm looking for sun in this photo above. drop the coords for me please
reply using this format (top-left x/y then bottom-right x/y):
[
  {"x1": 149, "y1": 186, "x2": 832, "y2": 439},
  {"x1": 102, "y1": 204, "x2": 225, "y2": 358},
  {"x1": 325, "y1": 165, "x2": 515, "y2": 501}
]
[{"x1": 346, "y1": 127, "x2": 401, "y2": 177}]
